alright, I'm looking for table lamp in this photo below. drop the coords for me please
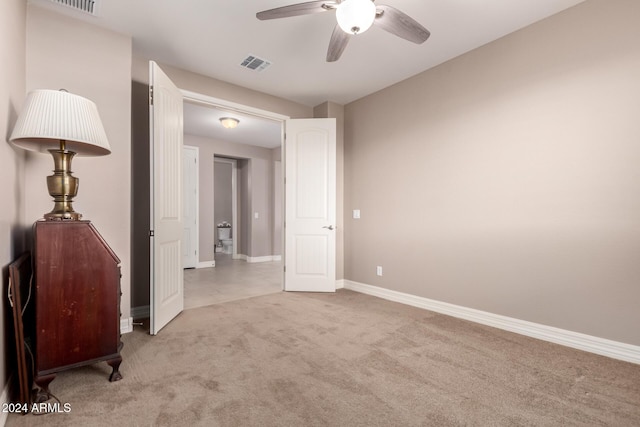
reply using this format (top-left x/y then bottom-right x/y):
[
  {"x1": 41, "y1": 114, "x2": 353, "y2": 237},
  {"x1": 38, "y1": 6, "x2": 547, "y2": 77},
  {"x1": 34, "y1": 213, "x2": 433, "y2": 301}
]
[{"x1": 10, "y1": 89, "x2": 111, "y2": 220}]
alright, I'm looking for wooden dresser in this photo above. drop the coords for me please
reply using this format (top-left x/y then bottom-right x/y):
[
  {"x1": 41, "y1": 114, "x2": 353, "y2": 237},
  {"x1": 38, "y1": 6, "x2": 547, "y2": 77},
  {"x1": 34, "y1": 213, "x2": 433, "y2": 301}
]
[{"x1": 33, "y1": 220, "x2": 123, "y2": 397}]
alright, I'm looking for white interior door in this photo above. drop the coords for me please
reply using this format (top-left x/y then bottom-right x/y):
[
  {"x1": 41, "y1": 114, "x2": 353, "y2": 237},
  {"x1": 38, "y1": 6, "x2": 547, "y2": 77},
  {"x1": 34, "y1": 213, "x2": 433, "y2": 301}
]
[
  {"x1": 183, "y1": 145, "x2": 198, "y2": 269},
  {"x1": 284, "y1": 118, "x2": 336, "y2": 292},
  {"x1": 149, "y1": 61, "x2": 184, "y2": 334}
]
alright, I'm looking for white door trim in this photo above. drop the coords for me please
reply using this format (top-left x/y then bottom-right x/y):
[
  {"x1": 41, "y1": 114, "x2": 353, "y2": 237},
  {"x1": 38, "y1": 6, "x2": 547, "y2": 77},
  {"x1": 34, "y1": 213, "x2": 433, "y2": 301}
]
[
  {"x1": 181, "y1": 90, "x2": 289, "y2": 122},
  {"x1": 183, "y1": 145, "x2": 199, "y2": 269}
]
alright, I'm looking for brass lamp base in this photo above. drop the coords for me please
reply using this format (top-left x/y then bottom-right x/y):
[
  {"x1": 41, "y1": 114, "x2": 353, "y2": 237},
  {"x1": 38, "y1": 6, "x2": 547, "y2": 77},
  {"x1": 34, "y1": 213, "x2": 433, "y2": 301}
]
[{"x1": 45, "y1": 145, "x2": 82, "y2": 220}]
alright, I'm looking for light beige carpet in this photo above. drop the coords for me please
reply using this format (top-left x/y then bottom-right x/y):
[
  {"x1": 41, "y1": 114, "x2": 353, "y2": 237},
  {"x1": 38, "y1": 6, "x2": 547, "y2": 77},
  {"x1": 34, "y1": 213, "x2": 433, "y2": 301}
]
[{"x1": 7, "y1": 290, "x2": 640, "y2": 426}]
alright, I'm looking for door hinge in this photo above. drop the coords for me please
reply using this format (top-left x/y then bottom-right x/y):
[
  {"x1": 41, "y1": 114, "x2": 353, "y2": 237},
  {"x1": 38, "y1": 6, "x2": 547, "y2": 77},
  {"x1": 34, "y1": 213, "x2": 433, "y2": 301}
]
[
  {"x1": 283, "y1": 265, "x2": 286, "y2": 273},
  {"x1": 149, "y1": 230, "x2": 154, "y2": 237},
  {"x1": 149, "y1": 85, "x2": 154, "y2": 106}
]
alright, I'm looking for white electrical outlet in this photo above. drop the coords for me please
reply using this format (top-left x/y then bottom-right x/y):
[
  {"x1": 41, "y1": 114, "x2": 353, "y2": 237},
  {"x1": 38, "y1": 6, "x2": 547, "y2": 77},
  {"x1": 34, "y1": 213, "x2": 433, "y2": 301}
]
[
  {"x1": 376, "y1": 266, "x2": 383, "y2": 276},
  {"x1": 353, "y1": 209, "x2": 361, "y2": 219}
]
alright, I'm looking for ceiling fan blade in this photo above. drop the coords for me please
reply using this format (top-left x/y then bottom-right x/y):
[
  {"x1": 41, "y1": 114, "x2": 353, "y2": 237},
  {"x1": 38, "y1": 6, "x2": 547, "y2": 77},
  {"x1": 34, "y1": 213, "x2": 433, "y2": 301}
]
[
  {"x1": 326, "y1": 24, "x2": 351, "y2": 62},
  {"x1": 257, "y1": 1, "x2": 335, "y2": 20},
  {"x1": 374, "y1": 5, "x2": 430, "y2": 44}
]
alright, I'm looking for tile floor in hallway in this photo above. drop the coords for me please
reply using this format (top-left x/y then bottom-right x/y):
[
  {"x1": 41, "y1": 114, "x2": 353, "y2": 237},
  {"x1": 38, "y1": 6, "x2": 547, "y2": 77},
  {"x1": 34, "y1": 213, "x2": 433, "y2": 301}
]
[{"x1": 183, "y1": 254, "x2": 283, "y2": 310}]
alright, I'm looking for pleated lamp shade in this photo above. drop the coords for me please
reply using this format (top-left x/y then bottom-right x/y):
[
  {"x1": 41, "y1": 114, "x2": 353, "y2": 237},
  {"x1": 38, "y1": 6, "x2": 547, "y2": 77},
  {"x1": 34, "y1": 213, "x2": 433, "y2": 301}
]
[{"x1": 10, "y1": 89, "x2": 111, "y2": 156}]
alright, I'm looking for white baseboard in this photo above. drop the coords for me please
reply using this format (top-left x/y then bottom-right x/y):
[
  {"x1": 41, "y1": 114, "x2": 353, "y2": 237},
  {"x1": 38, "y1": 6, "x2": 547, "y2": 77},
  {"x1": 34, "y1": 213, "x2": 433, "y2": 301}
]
[
  {"x1": 197, "y1": 260, "x2": 215, "y2": 268},
  {"x1": 343, "y1": 280, "x2": 640, "y2": 365},
  {"x1": 335, "y1": 279, "x2": 345, "y2": 289},
  {"x1": 120, "y1": 317, "x2": 134, "y2": 334},
  {"x1": 247, "y1": 255, "x2": 280, "y2": 263},
  {"x1": 0, "y1": 378, "x2": 10, "y2": 427},
  {"x1": 131, "y1": 305, "x2": 150, "y2": 320},
  {"x1": 232, "y1": 254, "x2": 281, "y2": 263}
]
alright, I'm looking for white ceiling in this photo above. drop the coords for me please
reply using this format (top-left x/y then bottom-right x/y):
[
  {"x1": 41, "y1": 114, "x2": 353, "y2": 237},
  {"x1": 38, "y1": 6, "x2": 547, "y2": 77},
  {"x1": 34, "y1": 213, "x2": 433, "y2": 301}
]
[
  {"x1": 183, "y1": 101, "x2": 282, "y2": 149},
  {"x1": 29, "y1": 0, "x2": 586, "y2": 148}
]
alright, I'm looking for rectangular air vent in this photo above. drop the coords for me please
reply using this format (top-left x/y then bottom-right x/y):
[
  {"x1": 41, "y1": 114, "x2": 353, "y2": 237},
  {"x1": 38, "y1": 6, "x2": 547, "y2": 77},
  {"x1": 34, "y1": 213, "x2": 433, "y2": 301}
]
[
  {"x1": 239, "y1": 55, "x2": 272, "y2": 72},
  {"x1": 50, "y1": 0, "x2": 99, "y2": 16}
]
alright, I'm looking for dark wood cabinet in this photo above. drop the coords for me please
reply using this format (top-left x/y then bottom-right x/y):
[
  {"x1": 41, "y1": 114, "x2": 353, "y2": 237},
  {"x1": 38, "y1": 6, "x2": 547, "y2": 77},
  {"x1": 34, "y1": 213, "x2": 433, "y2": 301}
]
[{"x1": 33, "y1": 220, "x2": 123, "y2": 396}]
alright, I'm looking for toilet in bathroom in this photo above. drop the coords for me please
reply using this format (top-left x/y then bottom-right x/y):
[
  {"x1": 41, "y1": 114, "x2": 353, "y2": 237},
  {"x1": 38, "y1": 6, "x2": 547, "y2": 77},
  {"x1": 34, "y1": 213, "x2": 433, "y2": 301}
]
[{"x1": 217, "y1": 226, "x2": 232, "y2": 254}]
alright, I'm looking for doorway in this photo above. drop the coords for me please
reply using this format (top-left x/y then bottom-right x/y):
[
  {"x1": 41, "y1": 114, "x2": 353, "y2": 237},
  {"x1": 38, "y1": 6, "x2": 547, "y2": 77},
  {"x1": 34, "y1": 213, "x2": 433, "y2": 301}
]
[
  {"x1": 139, "y1": 72, "x2": 338, "y2": 330},
  {"x1": 181, "y1": 90, "x2": 287, "y2": 309},
  {"x1": 213, "y1": 157, "x2": 237, "y2": 260}
]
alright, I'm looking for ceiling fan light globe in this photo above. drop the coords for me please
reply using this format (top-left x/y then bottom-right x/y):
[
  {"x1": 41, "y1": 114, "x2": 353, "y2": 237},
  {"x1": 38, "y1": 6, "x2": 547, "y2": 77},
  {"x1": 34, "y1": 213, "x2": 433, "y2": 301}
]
[{"x1": 336, "y1": 0, "x2": 376, "y2": 35}]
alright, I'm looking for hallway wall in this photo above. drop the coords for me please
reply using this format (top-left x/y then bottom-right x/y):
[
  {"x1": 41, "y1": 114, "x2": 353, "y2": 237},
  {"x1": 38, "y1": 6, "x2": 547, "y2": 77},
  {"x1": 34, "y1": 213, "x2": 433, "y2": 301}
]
[{"x1": 185, "y1": 134, "x2": 280, "y2": 262}]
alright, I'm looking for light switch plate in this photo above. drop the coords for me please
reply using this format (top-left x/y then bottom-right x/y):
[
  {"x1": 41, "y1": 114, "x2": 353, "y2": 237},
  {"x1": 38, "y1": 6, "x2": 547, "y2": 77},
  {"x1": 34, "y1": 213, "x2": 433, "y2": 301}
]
[{"x1": 353, "y1": 209, "x2": 361, "y2": 219}]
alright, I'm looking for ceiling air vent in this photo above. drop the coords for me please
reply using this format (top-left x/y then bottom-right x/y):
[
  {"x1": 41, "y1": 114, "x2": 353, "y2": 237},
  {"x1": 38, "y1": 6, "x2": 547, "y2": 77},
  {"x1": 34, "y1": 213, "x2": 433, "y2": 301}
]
[
  {"x1": 49, "y1": 0, "x2": 99, "y2": 16},
  {"x1": 239, "y1": 55, "x2": 272, "y2": 72}
]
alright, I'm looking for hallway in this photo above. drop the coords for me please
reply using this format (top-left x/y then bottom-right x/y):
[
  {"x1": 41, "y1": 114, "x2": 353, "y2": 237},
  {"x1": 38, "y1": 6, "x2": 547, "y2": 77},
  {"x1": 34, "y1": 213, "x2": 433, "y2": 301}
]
[{"x1": 183, "y1": 254, "x2": 282, "y2": 309}]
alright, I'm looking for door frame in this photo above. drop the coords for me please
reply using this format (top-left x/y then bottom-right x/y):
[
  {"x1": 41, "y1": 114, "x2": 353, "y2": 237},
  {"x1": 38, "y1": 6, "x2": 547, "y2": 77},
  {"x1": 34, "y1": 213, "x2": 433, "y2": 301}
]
[
  {"x1": 183, "y1": 145, "x2": 199, "y2": 269},
  {"x1": 182, "y1": 90, "x2": 289, "y2": 123}
]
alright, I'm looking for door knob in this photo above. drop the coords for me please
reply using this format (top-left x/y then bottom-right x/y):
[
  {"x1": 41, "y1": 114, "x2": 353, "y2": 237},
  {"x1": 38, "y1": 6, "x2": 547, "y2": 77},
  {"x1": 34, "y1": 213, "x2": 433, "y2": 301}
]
[{"x1": 322, "y1": 225, "x2": 334, "y2": 230}]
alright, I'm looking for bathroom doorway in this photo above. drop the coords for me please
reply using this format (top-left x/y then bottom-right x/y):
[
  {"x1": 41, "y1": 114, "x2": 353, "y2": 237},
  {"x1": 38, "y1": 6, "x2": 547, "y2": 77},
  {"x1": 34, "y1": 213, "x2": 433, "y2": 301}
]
[{"x1": 214, "y1": 157, "x2": 238, "y2": 259}]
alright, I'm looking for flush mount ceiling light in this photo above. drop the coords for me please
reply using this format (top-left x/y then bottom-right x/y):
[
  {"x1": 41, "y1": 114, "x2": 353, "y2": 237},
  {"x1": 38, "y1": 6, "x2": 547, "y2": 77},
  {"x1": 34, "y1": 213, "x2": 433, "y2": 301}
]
[
  {"x1": 336, "y1": 0, "x2": 376, "y2": 35},
  {"x1": 219, "y1": 117, "x2": 239, "y2": 129}
]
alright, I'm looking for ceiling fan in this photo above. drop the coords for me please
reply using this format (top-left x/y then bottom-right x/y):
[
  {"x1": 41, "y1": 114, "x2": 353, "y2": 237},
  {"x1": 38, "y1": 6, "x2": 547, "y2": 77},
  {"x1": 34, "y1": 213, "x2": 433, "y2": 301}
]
[{"x1": 256, "y1": 0, "x2": 430, "y2": 62}]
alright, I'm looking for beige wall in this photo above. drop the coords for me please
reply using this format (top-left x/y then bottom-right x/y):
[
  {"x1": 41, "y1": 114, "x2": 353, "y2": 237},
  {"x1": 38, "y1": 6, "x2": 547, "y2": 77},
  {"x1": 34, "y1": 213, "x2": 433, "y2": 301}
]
[
  {"x1": 239, "y1": 159, "x2": 251, "y2": 257},
  {"x1": 250, "y1": 156, "x2": 272, "y2": 258},
  {"x1": 344, "y1": 0, "x2": 640, "y2": 345},
  {"x1": 0, "y1": 0, "x2": 27, "y2": 402},
  {"x1": 273, "y1": 159, "x2": 283, "y2": 256},
  {"x1": 132, "y1": 57, "x2": 312, "y2": 119},
  {"x1": 25, "y1": 5, "x2": 132, "y2": 318}
]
